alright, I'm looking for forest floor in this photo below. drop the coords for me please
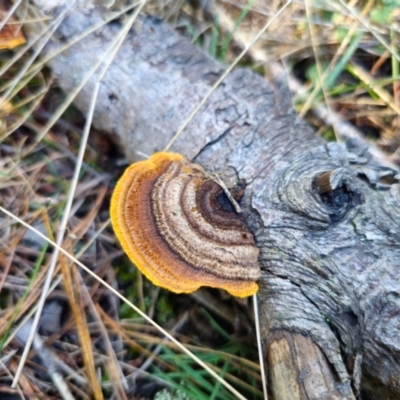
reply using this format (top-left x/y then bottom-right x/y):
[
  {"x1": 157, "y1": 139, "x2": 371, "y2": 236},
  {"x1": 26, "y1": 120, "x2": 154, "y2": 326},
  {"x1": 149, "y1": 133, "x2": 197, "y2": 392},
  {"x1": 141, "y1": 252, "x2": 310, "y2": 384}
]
[{"x1": 0, "y1": 0, "x2": 399, "y2": 399}]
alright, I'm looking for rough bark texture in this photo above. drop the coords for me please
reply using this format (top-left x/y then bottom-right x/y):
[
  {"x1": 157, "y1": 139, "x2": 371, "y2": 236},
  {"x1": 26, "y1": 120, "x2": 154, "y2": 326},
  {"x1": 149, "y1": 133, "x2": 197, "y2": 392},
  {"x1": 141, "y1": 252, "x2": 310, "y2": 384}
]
[
  {"x1": 26, "y1": 2, "x2": 400, "y2": 399},
  {"x1": 267, "y1": 331, "x2": 351, "y2": 400}
]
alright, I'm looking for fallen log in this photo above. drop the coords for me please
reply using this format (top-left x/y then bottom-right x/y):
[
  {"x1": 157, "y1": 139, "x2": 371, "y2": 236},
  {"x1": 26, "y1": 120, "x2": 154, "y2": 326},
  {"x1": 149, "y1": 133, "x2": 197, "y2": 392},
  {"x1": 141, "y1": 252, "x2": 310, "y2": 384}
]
[{"x1": 21, "y1": 2, "x2": 400, "y2": 398}]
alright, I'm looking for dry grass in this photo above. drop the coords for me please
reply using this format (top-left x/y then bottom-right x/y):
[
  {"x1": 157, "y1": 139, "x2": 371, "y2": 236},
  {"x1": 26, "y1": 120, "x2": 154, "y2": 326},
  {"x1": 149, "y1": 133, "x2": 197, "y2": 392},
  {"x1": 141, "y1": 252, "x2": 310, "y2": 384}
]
[{"x1": 0, "y1": 0, "x2": 399, "y2": 399}]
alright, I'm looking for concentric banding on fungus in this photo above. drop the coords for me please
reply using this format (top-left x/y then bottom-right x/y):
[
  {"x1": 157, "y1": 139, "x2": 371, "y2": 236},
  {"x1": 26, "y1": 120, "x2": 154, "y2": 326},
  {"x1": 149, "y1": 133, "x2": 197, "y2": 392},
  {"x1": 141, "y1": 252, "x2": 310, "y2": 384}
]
[{"x1": 110, "y1": 152, "x2": 260, "y2": 297}]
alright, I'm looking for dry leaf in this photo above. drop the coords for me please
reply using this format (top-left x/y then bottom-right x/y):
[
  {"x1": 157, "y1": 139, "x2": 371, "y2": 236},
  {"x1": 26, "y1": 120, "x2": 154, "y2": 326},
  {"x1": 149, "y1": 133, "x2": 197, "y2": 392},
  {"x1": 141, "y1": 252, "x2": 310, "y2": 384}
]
[{"x1": 0, "y1": 11, "x2": 26, "y2": 50}]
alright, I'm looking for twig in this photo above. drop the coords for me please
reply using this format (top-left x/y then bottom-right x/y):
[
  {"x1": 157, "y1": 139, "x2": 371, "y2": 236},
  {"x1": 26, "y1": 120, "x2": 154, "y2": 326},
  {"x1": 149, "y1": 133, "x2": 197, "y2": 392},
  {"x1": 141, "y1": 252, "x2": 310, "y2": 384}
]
[{"x1": 253, "y1": 294, "x2": 267, "y2": 400}]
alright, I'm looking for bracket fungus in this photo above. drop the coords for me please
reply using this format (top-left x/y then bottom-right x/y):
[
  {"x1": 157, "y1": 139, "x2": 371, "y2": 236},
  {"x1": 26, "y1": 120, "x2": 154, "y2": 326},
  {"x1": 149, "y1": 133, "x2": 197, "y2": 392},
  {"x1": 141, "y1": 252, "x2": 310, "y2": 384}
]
[{"x1": 110, "y1": 152, "x2": 261, "y2": 297}]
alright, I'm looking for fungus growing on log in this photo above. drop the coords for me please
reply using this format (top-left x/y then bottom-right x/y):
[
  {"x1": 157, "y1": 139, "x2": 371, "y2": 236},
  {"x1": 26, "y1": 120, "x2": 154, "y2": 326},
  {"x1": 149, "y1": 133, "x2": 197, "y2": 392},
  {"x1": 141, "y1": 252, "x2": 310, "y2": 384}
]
[{"x1": 110, "y1": 152, "x2": 261, "y2": 297}]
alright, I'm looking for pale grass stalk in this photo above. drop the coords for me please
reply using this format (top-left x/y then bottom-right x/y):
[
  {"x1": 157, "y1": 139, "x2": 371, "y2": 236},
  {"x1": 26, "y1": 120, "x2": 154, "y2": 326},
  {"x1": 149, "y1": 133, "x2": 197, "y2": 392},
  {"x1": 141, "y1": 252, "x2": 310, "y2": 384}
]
[
  {"x1": 67, "y1": 236, "x2": 128, "y2": 396},
  {"x1": 25, "y1": 0, "x2": 146, "y2": 155},
  {"x1": 164, "y1": 0, "x2": 292, "y2": 151},
  {"x1": 10, "y1": 12, "x2": 129, "y2": 380},
  {"x1": 304, "y1": 0, "x2": 338, "y2": 141},
  {"x1": 0, "y1": 350, "x2": 18, "y2": 368},
  {"x1": 22, "y1": 2, "x2": 141, "y2": 81},
  {"x1": 214, "y1": 3, "x2": 394, "y2": 167},
  {"x1": 136, "y1": 270, "x2": 146, "y2": 312},
  {"x1": 12, "y1": 76, "x2": 112, "y2": 396},
  {"x1": 337, "y1": 0, "x2": 400, "y2": 63},
  {"x1": 12, "y1": 1, "x2": 146, "y2": 370},
  {"x1": 299, "y1": 0, "x2": 374, "y2": 117},
  {"x1": 60, "y1": 247, "x2": 103, "y2": 399},
  {"x1": 4, "y1": 262, "x2": 106, "y2": 390},
  {"x1": 100, "y1": 316, "x2": 263, "y2": 396},
  {"x1": 2, "y1": 219, "x2": 111, "y2": 350},
  {"x1": 0, "y1": 8, "x2": 55, "y2": 79},
  {"x1": 253, "y1": 294, "x2": 267, "y2": 400},
  {"x1": 0, "y1": 2, "x2": 137, "y2": 80},
  {"x1": 349, "y1": 63, "x2": 400, "y2": 115},
  {"x1": 0, "y1": 205, "x2": 248, "y2": 400},
  {"x1": 147, "y1": 286, "x2": 160, "y2": 320},
  {"x1": 11, "y1": 71, "x2": 97, "y2": 388},
  {"x1": 274, "y1": 61, "x2": 398, "y2": 168},
  {"x1": 0, "y1": 0, "x2": 23, "y2": 31},
  {"x1": 51, "y1": 372, "x2": 76, "y2": 400},
  {"x1": 116, "y1": 327, "x2": 260, "y2": 369},
  {"x1": 10, "y1": 0, "x2": 139, "y2": 374},
  {"x1": 91, "y1": 304, "x2": 128, "y2": 397},
  {"x1": 0, "y1": 247, "x2": 15, "y2": 296},
  {"x1": 72, "y1": 348, "x2": 169, "y2": 389},
  {"x1": 1, "y1": 84, "x2": 49, "y2": 141},
  {"x1": 0, "y1": 358, "x2": 25, "y2": 400},
  {"x1": 31, "y1": 333, "x2": 76, "y2": 400},
  {"x1": 1, "y1": 63, "x2": 46, "y2": 104},
  {"x1": 49, "y1": 2, "x2": 148, "y2": 389},
  {"x1": 77, "y1": 218, "x2": 111, "y2": 256},
  {"x1": 6, "y1": 16, "x2": 53, "y2": 24},
  {"x1": 0, "y1": 2, "x2": 74, "y2": 109},
  {"x1": 130, "y1": 312, "x2": 189, "y2": 379}
]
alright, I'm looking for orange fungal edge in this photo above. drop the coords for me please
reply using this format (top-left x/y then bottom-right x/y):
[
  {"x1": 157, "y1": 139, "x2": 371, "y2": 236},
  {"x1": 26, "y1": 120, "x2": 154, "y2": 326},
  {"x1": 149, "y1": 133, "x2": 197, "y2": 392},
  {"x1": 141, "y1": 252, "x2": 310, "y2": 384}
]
[
  {"x1": 226, "y1": 282, "x2": 258, "y2": 298},
  {"x1": 110, "y1": 152, "x2": 258, "y2": 298},
  {"x1": 110, "y1": 153, "x2": 190, "y2": 293}
]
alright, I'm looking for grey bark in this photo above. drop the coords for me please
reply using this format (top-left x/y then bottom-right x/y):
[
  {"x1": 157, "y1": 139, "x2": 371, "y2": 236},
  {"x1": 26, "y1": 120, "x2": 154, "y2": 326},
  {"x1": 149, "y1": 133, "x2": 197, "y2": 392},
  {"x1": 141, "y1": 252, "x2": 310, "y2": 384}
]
[{"x1": 24, "y1": 2, "x2": 400, "y2": 399}]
